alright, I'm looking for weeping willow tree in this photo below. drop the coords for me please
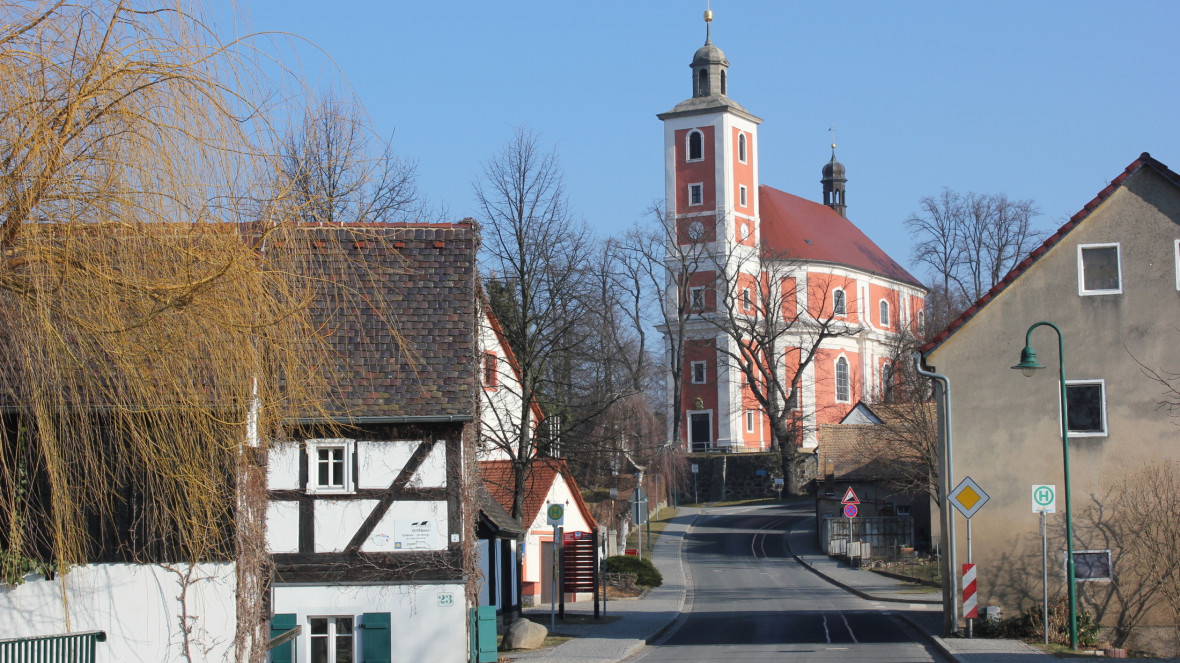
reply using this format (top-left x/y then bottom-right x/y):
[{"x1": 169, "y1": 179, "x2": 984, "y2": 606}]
[{"x1": 0, "y1": 2, "x2": 407, "y2": 660}]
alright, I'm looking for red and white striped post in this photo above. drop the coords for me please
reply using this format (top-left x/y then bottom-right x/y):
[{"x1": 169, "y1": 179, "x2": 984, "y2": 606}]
[{"x1": 962, "y1": 563, "x2": 978, "y2": 634}]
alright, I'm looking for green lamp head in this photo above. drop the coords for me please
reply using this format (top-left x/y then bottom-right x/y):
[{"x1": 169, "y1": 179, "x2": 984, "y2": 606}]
[{"x1": 1012, "y1": 346, "x2": 1044, "y2": 377}]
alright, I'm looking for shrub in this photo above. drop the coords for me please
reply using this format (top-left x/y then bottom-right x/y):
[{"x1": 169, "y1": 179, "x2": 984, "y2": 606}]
[
  {"x1": 973, "y1": 598, "x2": 1098, "y2": 648},
  {"x1": 604, "y1": 556, "x2": 663, "y2": 588}
]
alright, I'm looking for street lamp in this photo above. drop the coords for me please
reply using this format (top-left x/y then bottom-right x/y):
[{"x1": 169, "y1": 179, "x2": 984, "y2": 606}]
[{"x1": 1011, "y1": 321, "x2": 1077, "y2": 650}]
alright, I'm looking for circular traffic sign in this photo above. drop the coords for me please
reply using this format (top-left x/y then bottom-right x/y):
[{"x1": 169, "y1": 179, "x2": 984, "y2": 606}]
[
  {"x1": 547, "y1": 504, "x2": 564, "y2": 521},
  {"x1": 843, "y1": 503, "x2": 858, "y2": 518}
]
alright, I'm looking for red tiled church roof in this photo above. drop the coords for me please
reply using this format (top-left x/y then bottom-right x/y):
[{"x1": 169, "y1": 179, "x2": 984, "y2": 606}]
[
  {"x1": 478, "y1": 458, "x2": 598, "y2": 530},
  {"x1": 920, "y1": 153, "x2": 1180, "y2": 355},
  {"x1": 759, "y1": 185, "x2": 923, "y2": 288}
]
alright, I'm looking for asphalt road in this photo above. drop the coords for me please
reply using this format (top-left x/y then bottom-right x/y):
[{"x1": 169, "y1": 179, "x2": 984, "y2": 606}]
[{"x1": 627, "y1": 504, "x2": 948, "y2": 663}]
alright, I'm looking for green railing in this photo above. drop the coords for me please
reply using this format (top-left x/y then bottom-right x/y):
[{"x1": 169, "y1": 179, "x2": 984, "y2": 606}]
[{"x1": 0, "y1": 631, "x2": 106, "y2": 663}]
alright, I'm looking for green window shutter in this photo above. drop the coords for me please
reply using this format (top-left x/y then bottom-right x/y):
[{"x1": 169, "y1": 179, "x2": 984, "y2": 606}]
[
  {"x1": 476, "y1": 605, "x2": 498, "y2": 662},
  {"x1": 361, "y1": 612, "x2": 391, "y2": 663},
  {"x1": 270, "y1": 613, "x2": 297, "y2": 663}
]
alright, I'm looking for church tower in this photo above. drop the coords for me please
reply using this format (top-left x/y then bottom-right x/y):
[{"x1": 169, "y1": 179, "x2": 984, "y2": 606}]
[{"x1": 657, "y1": 10, "x2": 763, "y2": 451}]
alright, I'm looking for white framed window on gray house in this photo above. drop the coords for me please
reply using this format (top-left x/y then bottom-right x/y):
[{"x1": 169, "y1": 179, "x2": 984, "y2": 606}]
[
  {"x1": 835, "y1": 356, "x2": 850, "y2": 403},
  {"x1": 691, "y1": 361, "x2": 707, "y2": 384},
  {"x1": 1065, "y1": 379, "x2": 1107, "y2": 437},
  {"x1": 832, "y1": 288, "x2": 847, "y2": 316},
  {"x1": 689, "y1": 183, "x2": 704, "y2": 206},
  {"x1": 1174, "y1": 239, "x2": 1180, "y2": 291},
  {"x1": 306, "y1": 439, "x2": 356, "y2": 494},
  {"x1": 1068, "y1": 550, "x2": 1112, "y2": 582},
  {"x1": 1077, "y1": 243, "x2": 1122, "y2": 295}
]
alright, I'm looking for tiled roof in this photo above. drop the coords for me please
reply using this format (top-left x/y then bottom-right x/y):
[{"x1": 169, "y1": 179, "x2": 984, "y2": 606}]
[
  {"x1": 759, "y1": 185, "x2": 923, "y2": 288},
  {"x1": 304, "y1": 222, "x2": 478, "y2": 419},
  {"x1": 921, "y1": 153, "x2": 1180, "y2": 356},
  {"x1": 478, "y1": 458, "x2": 598, "y2": 530}
]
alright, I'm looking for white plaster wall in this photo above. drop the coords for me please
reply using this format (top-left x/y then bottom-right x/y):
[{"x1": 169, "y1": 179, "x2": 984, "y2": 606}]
[
  {"x1": 479, "y1": 309, "x2": 525, "y2": 461},
  {"x1": 272, "y1": 582, "x2": 466, "y2": 663},
  {"x1": 364, "y1": 500, "x2": 448, "y2": 552},
  {"x1": 414, "y1": 442, "x2": 447, "y2": 488},
  {"x1": 0, "y1": 563, "x2": 236, "y2": 663},
  {"x1": 267, "y1": 501, "x2": 300, "y2": 554},
  {"x1": 268, "y1": 441, "x2": 300, "y2": 490},
  {"x1": 314, "y1": 500, "x2": 378, "y2": 553}
]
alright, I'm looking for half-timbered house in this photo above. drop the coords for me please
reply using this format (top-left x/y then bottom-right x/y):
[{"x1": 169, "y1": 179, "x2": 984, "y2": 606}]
[{"x1": 266, "y1": 222, "x2": 479, "y2": 663}]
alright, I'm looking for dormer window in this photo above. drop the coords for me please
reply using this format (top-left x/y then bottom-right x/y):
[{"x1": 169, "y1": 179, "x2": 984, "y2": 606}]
[{"x1": 687, "y1": 130, "x2": 704, "y2": 162}]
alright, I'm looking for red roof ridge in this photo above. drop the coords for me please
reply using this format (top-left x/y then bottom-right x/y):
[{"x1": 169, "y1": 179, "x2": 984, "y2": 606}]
[{"x1": 920, "y1": 153, "x2": 1177, "y2": 356}]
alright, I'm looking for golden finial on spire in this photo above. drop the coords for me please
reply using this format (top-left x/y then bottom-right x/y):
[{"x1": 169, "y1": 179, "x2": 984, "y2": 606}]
[
  {"x1": 704, "y1": 8, "x2": 713, "y2": 22},
  {"x1": 703, "y1": 6, "x2": 713, "y2": 42}
]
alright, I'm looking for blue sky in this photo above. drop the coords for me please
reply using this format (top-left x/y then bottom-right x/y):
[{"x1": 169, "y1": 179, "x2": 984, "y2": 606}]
[{"x1": 238, "y1": 1, "x2": 1179, "y2": 280}]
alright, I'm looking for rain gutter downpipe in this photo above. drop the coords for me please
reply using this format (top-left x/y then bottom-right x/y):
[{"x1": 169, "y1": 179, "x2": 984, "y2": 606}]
[{"x1": 914, "y1": 354, "x2": 958, "y2": 636}]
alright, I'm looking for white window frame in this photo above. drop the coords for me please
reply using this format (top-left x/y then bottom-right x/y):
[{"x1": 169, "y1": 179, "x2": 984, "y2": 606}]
[
  {"x1": 688, "y1": 183, "x2": 704, "y2": 207},
  {"x1": 690, "y1": 361, "x2": 707, "y2": 384},
  {"x1": 306, "y1": 439, "x2": 356, "y2": 494},
  {"x1": 1174, "y1": 239, "x2": 1180, "y2": 291},
  {"x1": 741, "y1": 287, "x2": 753, "y2": 312},
  {"x1": 745, "y1": 409, "x2": 755, "y2": 434},
  {"x1": 738, "y1": 132, "x2": 747, "y2": 164},
  {"x1": 879, "y1": 299, "x2": 890, "y2": 328},
  {"x1": 832, "y1": 288, "x2": 847, "y2": 316},
  {"x1": 686, "y1": 130, "x2": 704, "y2": 163},
  {"x1": 308, "y1": 615, "x2": 356, "y2": 663},
  {"x1": 689, "y1": 285, "x2": 705, "y2": 310},
  {"x1": 739, "y1": 184, "x2": 748, "y2": 208},
  {"x1": 1077, "y1": 242, "x2": 1123, "y2": 296},
  {"x1": 1064, "y1": 379, "x2": 1108, "y2": 437},
  {"x1": 834, "y1": 356, "x2": 850, "y2": 403}
]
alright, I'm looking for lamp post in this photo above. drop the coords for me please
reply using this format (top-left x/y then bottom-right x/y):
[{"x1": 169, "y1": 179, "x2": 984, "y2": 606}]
[{"x1": 1011, "y1": 321, "x2": 1077, "y2": 650}]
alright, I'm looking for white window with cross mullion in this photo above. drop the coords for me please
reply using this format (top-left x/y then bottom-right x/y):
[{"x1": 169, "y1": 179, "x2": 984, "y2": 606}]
[
  {"x1": 307, "y1": 439, "x2": 356, "y2": 494},
  {"x1": 310, "y1": 616, "x2": 355, "y2": 663}
]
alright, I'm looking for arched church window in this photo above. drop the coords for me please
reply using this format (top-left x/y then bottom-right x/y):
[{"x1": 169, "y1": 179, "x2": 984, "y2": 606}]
[
  {"x1": 687, "y1": 130, "x2": 703, "y2": 161},
  {"x1": 832, "y1": 289, "x2": 846, "y2": 316},
  {"x1": 738, "y1": 133, "x2": 747, "y2": 163},
  {"x1": 697, "y1": 69, "x2": 709, "y2": 96},
  {"x1": 835, "y1": 357, "x2": 850, "y2": 403},
  {"x1": 721, "y1": 70, "x2": 727, "y2": 95}
]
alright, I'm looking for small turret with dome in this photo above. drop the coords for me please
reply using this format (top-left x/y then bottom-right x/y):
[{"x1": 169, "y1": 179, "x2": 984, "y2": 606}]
[
  {"x1": 691, "y1": 10, "x2": 729, "y2": 98},
  {"x1": 821, "y1": 143, "x2": 848, "y2": 218},
  {"x1": 657, "y1": 9, "x2": 760, "y2": 123}
]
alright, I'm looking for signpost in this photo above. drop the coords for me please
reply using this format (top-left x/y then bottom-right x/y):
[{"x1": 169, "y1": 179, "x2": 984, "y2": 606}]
[
  {"x1": 546, "y1": 504, "x2": 564, "y2": 631},
  {"x1": 1033, "y1": 485, "x2": 1056, "y2": 643},
  {"x1": 691, "y1": 464, "x2": 699, "y2": 504},
  {"x1": 841, "y1": 488, "x2": 859, "y2": 549},
  {"x1": 949, "y1": 477, "x2": 990, "y2": 637}
]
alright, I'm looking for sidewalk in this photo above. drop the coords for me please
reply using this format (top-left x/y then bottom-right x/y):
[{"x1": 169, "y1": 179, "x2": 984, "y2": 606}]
[
  {"x1": 505, "y1": 508, "x2": 697, "y2": 663},
  {"x1": 504, "y1": 504, "x2": 1065, "y2": 663},
  {"x1": 782, "y1": 512, "x2": 1067, "y2": 663}
]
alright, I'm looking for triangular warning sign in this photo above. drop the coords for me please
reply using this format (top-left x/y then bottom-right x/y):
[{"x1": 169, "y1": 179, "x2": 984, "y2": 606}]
[{"x1": 841, "y1": 487, "x2": 859, "y2": 505}]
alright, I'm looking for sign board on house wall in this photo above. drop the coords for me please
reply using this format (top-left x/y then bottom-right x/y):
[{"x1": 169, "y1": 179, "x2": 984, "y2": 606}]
[{"x1": 394, "y1": 520, "x2": 439, "y2": 550}]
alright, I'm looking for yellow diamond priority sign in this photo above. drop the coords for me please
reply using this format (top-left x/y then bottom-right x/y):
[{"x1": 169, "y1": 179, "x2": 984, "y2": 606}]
[{"x1": 949, "y1": 476, "x2": 990, "y2": 519}]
